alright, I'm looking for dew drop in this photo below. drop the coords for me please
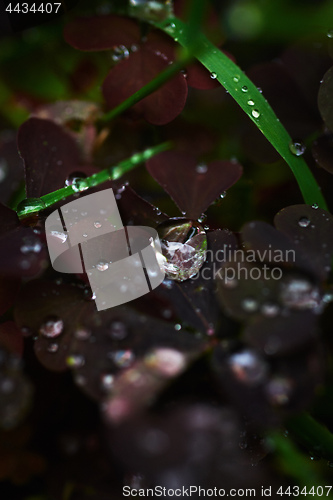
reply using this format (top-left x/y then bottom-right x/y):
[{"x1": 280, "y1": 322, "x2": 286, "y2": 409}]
[
  {"x1": 298, "y1": 216, "x2": 310, "y2": 228},
  {"x1": 47, "y1": 343, "x2": 59, "y2": 353},
  {"x1": 233, "y1": 75, "x2": 240, "y2": 82},
  {"x1": 101, "y1": 373, "x2": 114, "y2": 391},
  {"x1": 289, "y1": 140, "x2": 306, "y2": 157},
  {"x1": 229, "y1": 350, "x2": 268, "y2": 385},
  {"x1": 50, "y1": 230, "x2": 68, "y2": 243},
  {"x1": 157, "y1": 219, "x2": 207, "y2": 282},
  {"x1": 251, "y1": 109, "x2": 260, "y2": 119},
  {"x1": 109, "y1": 350, "x2": 134, "y2": 368},
  {"x1": 312, "y1": 203, "x2": 319, "y2": 209},
  {"x1": 108, "y1": 321, "x2": 128, "y2": 340},
  {"x1": 247, "y1": 99, "x2": 255, "y2": 106},
  {"x1": 196, "y1": 163, "x2": 208, "y2": 174},
  {"x1": 97, "y1": 261, "x2": 109, "y2": 272},
  {"x1": 65, "y1": 172, "x2": 88, "y2": 192},
  {"x1": 242, "y1": 297, "x2": 258, "y2": 312},
  {"x1": 210, "y1": 72, "x2": 217, "y2": 79},
  {"x1": 39, "y1": 316, "x2": 64, "y2": 339},
  {"x1": 112, "y1": 45, "x2": 130, "y2": 62},
  {"x1": 261, "y1": 302, "x2": 279, "y2": 317},
  {"x1": 327, "y1": 29, "x2": 333, "y2": 38},
  {"x1": 93, "y1": 221, "x2": 102, "y2": 229},
  {"x1": 241, "y1": 85, "x2": 248, "y2": 92}
]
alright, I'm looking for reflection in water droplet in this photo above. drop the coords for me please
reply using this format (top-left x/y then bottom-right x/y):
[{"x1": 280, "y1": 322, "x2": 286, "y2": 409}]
[
  {"x1": 110, "y1": 350, "x2": 134, "y2": 368},
  {"x1": 39, "y1": 316, "x2": 64, "y2": 338},
  {"x1": 298, "y1": 217, "x2": 310, "y2": 228},
  {"x1": 229, "y1": 350, "x2": 268, "y2": 385},
  {"x1": 289, "y1": 140, "x2": 306, "y2": 157},
  {"x1": 97, "y1": 261, "x2": 109, "y2": 272},
  {"x1": 157, "y1": 219, "x2": 207, "y2": 281},
  {"x1": 251, "y1": 109, "x2": 260, "y2": 119},
  {"x1": 108, "y1": 321, "x2": 128, "y2": 340}
]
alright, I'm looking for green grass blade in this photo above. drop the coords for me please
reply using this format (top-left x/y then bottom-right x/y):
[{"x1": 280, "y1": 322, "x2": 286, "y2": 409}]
[{"x1": 152, "y1": 17, "x2": 327, "y2": 210}]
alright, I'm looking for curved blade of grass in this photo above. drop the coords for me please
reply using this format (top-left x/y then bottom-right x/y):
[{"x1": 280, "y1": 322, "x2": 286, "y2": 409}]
[
  {"x1": 153, "y1": 17, "x2": 327, "y2": 210},
  {"x1": 16, "y1": 141, "x2": 171, "y2": 217}
]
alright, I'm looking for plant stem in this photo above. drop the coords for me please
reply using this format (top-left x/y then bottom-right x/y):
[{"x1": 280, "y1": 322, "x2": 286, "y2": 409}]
[{"x1": 16, "y1": 141, "x2": 172, "y2": 217}]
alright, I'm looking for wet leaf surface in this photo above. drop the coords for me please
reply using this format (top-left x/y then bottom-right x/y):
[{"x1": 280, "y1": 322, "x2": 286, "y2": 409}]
[{"x1": 146, "y1": 151, "x2": 242, "y2": 218}]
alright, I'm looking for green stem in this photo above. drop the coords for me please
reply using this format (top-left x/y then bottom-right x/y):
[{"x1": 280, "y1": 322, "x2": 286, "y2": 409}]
[
  {"x1": 16, "y1": 141, "x2": 172, "y2": 218},
  {"x1": 152, "y1": 17, "x2": 327, "y2": 210}
]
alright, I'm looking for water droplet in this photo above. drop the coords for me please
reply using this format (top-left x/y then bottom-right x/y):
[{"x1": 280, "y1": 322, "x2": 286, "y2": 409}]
[
  {"x1": 109, "y1": 350, "x2": 134, "y2": 368},
  {"x1": 261, "y1": 302, "x2": 279, "y2": 317},
  {"x1": 39, "y1": 316, "x2": 64, "y2": 338},
  {"x1": 265, "y1": 377, "x2": 293, "y2": 406},
  {"x1": 280, "y1": 277, "x2": 321, "y2": 310},
  {"x1": 17, "y1": 198, "x2": 46, "y2": 218},
  {"x1": 233, "y1": 75, "x2": 240, "y2": 82},
  {"x1": 220, "y1": 191, "x2": 227, "y2": 199},
  {"x1": 196, "y1": 163, "x2": 208, "y2": 174},
  {"x1": 229, "y1": 350, "x2": 268, "y2": 385},
  {"x1": 312, "y1": 203, "x2": 319, "y2": 209},
  {"x1": 298, "y1": 216, "x2": 310, "y2": 228},
  {"x1": 174, "y1": 323, "x2": 181, "y2": 331},
  {"x1": 97, "y1": 261, "x2": 109, "y2": 272},
  {"x1": 101, "y1": 373, "x2": 114, "y2": 391},
  {"x1": 66, "y1": 354, "x2": 85, "y2": 368},
  {"x1": 144, "y1": 348, "x2": 185, "y2": 376},
  {"x1": 20, "y1": 235, "x2": 42, "y2": 254},
  {"x1": 247, "y1": 99, "x2": 255, "y2": 106},
  {"x1": 251, "y1": 109, "x2": 260, "y2": 119},
  {"x1": 74, "y1": 328, "x2": 91, "y2": 340},
  {"x1": 93, "y1": 221, "x2": 102, "y2": 229},
  {"x1": 327, "y1": 29, "x2": 333, "y2": 38},
  {"x1": 157, "y1": 219, "x2": 207, "y2": 282},
  {"x1": 108, "y1": 321, "x2": 128, "y2": 340},
  {"x1": 50, "y1": 230, "x2": 68, "y2": 243},
  {"x1": 65, "y1": 172, "x2": 88, "y2": 192},
  {"x1": 289, "y1": 140, "x2": 306, "y2": 157},
  {"x1": 242, "y1": 297, "x2": 258, "y2": 312},
  {"x1": 129, "y1": 0, "x2": 173, "y2": 22},
  {"x1": 112, "y1": 45, "x2": 130, "y2": 62},
  {"x1": 47, "y1": 343, "x2": 59, "y2": 353},
  {"x1": 210, "y1": 72, "x2": 217, "y2": 79},
  {"x1": 241, "y1": 85, "x2": 248, "y2": 92}
]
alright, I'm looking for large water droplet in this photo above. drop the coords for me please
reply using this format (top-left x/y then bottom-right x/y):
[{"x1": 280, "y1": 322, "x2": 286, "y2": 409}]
[
  {"x1": 289, "y1": 140, "x2": 306, "y2": 157},
  {"x1": 241, "y1": 85, "x2": 248, "y2": 92},
  {"x1": 298, "y1": 216, "x2": 310, "y2": 228},
  {"x1": 50, "y1": 230, "x2": 68, "y2": 243},
  {"x1": 251, "y1": 109, "x2": 260, "y2": 119},
  {"x1": 280, "y1": 277, "x2": 321, "y2": 310},
  {"x1": 17, "y1": 198, "x2": 46, "y2": 219},
  {"x1": 157, "y1": 219, "x2": 207, "y2": 282},
  {"x1": 39, "y1": 316, "x2": 64, "y2": 338},
  {"x1": 228, "y1": 350, "x2": 268, "y2": 385},
  {"x1": 65, "y1": 172, "x2": 88, "y2": 192},
  {"x1": 247, "y1": 99, "x2": 255, "y2": 106}
]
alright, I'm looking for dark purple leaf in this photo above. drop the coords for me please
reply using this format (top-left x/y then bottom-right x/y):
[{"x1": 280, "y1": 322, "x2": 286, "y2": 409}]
[
  {"x1": 102, "y1": 48, "x2": 188, "y2": 125},
  {"x1": 0, "y1": 277, "x2": 20, "y2": 316},
  {"x1": 312, "y1": 132, "x2": 333, "y2": 173},
  {"x1": 0, "y1": 321, "x2": 24, "y2": 357},
  {"x1": 318, "y1": 66, "x2": 333, "y2": 133},
  {"x1": 146, "y1": 151, "x2": 242, "y2": 218},
  {"x1": 64, "y1": 15, "x2": 140, "y2": 51},
  {"x1": 17, "y1": 118, "x2": 98, "y2": 197},
  {"x1": 115, "y1": 184, "x2": 168, "y2": 227},
  {"x1": 274, "y1": 204, "x2": 333, "y2": 280},
  {"x1": 0, "y1": 133, "x2": 24, "y2": 205},
  {"x1": 0, "y1": 203, "x2": 47, "y2": 277},
  {"x1": 243, "y1": 312, "x2": 319, "y2": 356},
  {"x1": 14, "y1": 280, "x2": 93, "y2": 372}
]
